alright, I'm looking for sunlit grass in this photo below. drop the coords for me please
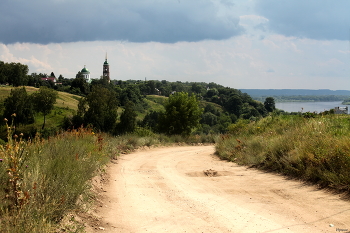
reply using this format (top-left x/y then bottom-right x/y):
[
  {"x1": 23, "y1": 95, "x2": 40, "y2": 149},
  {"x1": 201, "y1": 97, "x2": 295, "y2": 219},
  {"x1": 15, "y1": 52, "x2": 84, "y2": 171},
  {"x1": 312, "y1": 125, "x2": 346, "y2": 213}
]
[
  {"x1": 0, "y1": 123, "x2": 111, "y2": 232},
  {"x1": 216, "y1": 114, "x2": 350, "y2": 193},
  {"x1": 0, "y1": 86, "x2": 79, "y2": 111},
  {"x1": 0, "y1": 119, "x2": 217, "y2": 232}
]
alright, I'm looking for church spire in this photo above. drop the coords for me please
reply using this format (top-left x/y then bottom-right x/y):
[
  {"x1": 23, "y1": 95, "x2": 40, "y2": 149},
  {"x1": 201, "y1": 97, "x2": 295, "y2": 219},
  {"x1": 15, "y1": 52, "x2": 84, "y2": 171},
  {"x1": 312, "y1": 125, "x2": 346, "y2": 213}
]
[{"x1": 103, "y1": 53, "x2": 110, "y2": 83}]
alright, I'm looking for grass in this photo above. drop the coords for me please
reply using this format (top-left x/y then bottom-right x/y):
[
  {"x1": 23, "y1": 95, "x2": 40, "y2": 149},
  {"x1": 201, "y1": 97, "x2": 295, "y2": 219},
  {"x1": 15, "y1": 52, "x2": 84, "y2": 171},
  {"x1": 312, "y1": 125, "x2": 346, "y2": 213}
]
[
  {"x1": 0, "y1": 86, "x2": 80, "y2": 141},
  {"x1": 216, "y1": 113, "x2": 350, "y2": 194},
  {"x1": 0, "y1": 123, "x2": 113, "y2": 232},
  {"x1": 0, "y1": 86, "x2": 80, "y2": 111},
  {"x1": 0, "y1": 117, "x2": 217, "y2": 232},
  {"x1": 145, "y1": 95, "x2": 167, "y2": 106}
]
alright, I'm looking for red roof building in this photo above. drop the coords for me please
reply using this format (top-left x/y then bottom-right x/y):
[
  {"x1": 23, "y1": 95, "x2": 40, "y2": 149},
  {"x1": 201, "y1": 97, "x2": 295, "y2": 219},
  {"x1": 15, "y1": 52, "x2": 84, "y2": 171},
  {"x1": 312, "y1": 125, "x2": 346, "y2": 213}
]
[{"x1": 41, "y1": 76, "x2": 57, "y2": 83}]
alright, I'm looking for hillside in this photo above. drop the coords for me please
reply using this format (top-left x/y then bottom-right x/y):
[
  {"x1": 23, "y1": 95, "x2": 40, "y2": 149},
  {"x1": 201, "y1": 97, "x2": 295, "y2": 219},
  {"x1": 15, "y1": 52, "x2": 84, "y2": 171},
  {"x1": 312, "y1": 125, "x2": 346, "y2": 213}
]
[
  {"x1": 0, "y1": 85, "x2": 80, "y2": 110},
  {"x1": 0, "y1": 86, "x2": 81, "y2": 140}
]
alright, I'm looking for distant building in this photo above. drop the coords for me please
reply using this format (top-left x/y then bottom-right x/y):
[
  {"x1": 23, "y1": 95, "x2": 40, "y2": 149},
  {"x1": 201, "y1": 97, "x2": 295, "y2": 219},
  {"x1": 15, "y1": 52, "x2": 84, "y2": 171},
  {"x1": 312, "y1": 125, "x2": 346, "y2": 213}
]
[
  {"x1": 41, "y1": 75, "x2": 57, "y2": 84},
  {"x1": 103, "y1": 53, "x2": 110, "y2": 83},
  {"x1": 334, "y1": 106, "x2": 348, "y2": 114},
  {"x1": 81, "y1": 65, "x2": 91, "y2": 83}
]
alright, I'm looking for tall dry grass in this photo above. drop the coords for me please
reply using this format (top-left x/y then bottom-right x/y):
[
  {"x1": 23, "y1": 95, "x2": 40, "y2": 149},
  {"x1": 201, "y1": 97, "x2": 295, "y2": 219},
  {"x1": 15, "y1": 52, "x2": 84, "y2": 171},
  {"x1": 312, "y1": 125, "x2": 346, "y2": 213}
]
[
  {"x1": 216, "y1": 114, "x2": 350, "y2": 193},
  {"x1": 0, "y1": 118, "x2": 112, "y2": 232}
]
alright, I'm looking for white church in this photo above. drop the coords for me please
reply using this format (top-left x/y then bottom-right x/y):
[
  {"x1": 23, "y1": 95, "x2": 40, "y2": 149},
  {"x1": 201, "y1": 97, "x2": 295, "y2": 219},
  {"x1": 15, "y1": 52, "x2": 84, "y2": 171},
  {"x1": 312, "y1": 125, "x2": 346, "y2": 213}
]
[
  {"x1": 80, "y1": 55, "x2": 110, "y2": 83},
  {"x1": 80, "y1": 65, "x2": 91, "y2": 83}
]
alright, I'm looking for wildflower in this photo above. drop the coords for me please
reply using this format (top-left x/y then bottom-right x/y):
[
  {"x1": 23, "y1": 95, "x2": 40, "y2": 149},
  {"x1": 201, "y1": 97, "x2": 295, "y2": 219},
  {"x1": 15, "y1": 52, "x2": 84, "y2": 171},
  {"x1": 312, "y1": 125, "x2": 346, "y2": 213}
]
[{"x1": 0, "y1": 159, "x2": 3, "y2": 162}]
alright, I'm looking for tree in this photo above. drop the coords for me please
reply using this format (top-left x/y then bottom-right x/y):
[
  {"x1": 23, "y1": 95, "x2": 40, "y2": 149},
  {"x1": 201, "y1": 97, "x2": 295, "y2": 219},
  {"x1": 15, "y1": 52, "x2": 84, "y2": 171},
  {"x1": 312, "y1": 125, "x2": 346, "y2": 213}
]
[
  {"x1": 78, "y1": 85, "x2": 119, "y2": 132},
  {"x1": 159, "y1": 92, "x2": 203, "y2": 135},
  {"x1": 3, "y1": 87, "x2": 34, "y2": 126},
  {"x1": 120, "y1": 85, "x2": 143, "y2": 106},
  {"x1": 0, "y1": 61, "x2": 7, "y2": 84},
  {"x1": 201, "y1": 112, "x2": 218, "y2": 126},
  {"x1": 139, "y1": 110, "x2": 160, "y2": 132},
  {"x1": 71, "y1": 77, "x2": 89, "y2": 95},
  {"x1": 32, "y1": 86, "x2": 58, "y2": 129},
  {"x1": 264, "y1": 97, "x2": 276, "y2": 112},
  {"x1": 224, "y1": 94, "x2": 243, "y2": 117},
  {"x1": 191, "y1": 83, "x2": 205, "y2": 95},
  {"x1": 57, "y1": 74, "x2": 64, "y2": 82},
  {"x1": 10, "y1": 62, "x2": 29, "y2": 86},
  {"x1": 116, "y1": 101, "x2": 137, "y2": 134}
]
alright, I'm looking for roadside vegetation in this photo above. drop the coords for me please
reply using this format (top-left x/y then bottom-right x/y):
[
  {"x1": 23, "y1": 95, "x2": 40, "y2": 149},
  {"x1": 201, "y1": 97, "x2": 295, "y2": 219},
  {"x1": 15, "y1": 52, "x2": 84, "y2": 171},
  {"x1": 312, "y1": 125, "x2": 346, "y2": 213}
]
[
  {"x1": 0, "y1": 117, "x2": 219, "y2": 232},
  {"x1": 1, "y1": 59, "x2": 350, "y2": 231},
  {"x1": 216, "y1": 113, "x2": 350, "y2": 194}
]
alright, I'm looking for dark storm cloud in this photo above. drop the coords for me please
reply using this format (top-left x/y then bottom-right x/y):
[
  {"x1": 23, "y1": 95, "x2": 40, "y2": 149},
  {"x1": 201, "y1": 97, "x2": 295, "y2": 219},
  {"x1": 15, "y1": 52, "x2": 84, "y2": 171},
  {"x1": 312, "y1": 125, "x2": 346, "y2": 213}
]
[
  {"x1": 255, "y1": 0, "x2": 350, "y2": 40},
  {"x1": 0, "y1": 0, "x2": 244, "y2": 44}
]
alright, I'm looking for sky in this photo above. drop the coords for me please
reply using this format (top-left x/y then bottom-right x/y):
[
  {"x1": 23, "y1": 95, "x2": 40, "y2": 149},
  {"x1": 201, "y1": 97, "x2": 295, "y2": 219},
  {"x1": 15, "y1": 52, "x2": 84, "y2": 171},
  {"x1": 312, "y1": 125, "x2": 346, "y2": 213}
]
[{"x1": 0, "y1": 0, "x2": 349, "y2": 90}]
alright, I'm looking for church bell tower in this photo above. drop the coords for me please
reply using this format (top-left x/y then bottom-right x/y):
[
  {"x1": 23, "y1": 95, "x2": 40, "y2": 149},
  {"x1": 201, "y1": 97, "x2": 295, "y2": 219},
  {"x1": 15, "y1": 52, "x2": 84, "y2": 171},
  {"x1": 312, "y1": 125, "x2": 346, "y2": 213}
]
[{"x1": 103, "y1": 53, "x2": 110, "y2": 83}]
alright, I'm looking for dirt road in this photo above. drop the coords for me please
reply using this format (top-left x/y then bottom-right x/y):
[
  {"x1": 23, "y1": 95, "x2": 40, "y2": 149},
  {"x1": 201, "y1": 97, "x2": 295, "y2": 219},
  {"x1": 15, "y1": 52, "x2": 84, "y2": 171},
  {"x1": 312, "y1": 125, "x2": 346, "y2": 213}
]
[{"x1": 87, "y1": 146, "x2": 349, "y2": 232}]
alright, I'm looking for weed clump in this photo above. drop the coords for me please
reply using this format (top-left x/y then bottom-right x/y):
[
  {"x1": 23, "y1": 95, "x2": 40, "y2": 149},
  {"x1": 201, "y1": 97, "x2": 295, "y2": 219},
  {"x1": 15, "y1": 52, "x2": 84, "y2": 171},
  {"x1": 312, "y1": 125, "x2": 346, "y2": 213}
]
[{"x1": 0, "y1": 118, "x2": 111, "y2": 232}]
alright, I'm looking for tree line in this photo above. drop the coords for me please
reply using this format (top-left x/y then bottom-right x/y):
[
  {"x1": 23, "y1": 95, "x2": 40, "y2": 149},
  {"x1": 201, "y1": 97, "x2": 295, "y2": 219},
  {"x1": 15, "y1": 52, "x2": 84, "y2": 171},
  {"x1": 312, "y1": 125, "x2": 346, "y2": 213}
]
[{"x1": 1, "y1": 60, "x2": 277, "y2": 138}]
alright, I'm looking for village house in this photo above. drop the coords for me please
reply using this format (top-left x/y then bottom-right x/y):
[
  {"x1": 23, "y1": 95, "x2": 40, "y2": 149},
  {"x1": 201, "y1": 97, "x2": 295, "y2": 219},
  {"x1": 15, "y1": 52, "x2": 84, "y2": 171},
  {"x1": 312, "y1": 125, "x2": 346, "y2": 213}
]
[
  {"x1": 334, "y1": 106, "x2": 348, "y2": 114},
  {"x1": 41, "y1": 75, "x2": 57, "y2": 84}
]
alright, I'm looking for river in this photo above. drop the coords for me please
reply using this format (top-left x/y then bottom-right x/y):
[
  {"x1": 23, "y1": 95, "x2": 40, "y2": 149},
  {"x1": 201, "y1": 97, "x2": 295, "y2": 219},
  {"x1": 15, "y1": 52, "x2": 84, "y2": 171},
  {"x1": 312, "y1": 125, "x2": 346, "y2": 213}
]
[{"x1": 275, "y1": 101, "x2": 348, "y2": 113}]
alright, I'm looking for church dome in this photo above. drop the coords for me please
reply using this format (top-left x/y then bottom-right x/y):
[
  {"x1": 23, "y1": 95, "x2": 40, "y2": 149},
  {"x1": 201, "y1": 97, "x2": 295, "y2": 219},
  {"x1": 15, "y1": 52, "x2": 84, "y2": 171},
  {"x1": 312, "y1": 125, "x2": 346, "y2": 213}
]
[
  {"x1": 81, "y1": 66, "x2": 90, "y2": 73},
  {"x1": 104, "y1": 59, "x2": 109, "y2": 65}
]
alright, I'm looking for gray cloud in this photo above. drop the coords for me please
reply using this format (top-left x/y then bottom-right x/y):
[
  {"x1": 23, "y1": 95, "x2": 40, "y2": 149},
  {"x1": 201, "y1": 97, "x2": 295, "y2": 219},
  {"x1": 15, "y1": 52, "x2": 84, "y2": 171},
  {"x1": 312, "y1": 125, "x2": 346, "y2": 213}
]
[
  {"x1": 255, "y1": 0, "x2": 350, "y2": 40},
  {"x1": 0, "y1": 0, "x2": 244, "y2": 44}
]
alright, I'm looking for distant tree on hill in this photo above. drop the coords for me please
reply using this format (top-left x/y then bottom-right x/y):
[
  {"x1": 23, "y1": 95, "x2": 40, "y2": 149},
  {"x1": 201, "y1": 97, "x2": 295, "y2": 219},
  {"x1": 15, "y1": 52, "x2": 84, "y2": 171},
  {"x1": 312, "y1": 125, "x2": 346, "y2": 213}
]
[
  {"x1": 139, "y1": 110, "x2": 160, "y2": 132},
  {"x1": 159, "y1": 92, "x2": 203, "y2": 135},
  {"x1": 32, "y1": 87, "x2": 58, "y2": 129},
  {"x1": 71, "y1": 77, "x2": 89, "y2": 96},
  {"x1": 116, "y1": 101, "x2": 137, "y2": 134},
  {"x1": 0, "y1": 61, "x2": 7, "y2": 84},
  {"x1": 3, "y1": 87, "x2": 34, "y2": 126},
  {"x1": 264, "y1": 97, "x2": 276, "y2": 112},
  {"x1": 76, "y1": 85, "x2": 119, "y2": 133},
  {"x1": 58, "y1": 74, "x2": 64, "y2": 82},
  {"x1": 3, "y1": 62, "x2": 29, "y2": 86}
]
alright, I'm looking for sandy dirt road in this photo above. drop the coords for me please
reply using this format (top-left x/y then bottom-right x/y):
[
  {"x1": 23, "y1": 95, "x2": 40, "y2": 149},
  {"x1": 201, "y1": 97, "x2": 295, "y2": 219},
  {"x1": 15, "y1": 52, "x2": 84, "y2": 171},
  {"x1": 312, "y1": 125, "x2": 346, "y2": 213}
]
[{"x1": 87, "y1": 146, "x2": 350, "y2": 233}]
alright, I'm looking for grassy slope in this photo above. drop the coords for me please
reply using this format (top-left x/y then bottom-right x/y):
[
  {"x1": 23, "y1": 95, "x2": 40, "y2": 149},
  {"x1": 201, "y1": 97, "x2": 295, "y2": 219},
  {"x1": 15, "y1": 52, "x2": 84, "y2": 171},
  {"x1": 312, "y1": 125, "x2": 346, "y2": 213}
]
[
  {"x1": 216, "y1": 114, "x2": 350, "y2": 194},
  {"x1": 0, "y1": 86, "x2": 79, "y2": 111},
  {"x1": 0, "y1": 86, "x2": 80, "y2": 138}
]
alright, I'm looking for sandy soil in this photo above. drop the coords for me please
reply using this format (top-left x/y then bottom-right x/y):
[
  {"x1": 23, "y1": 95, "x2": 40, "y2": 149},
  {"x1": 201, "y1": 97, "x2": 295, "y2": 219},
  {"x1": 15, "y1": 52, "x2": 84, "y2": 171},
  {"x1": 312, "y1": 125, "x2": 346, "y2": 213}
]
[{"x1": 85, "y1": 146, "x2": 350, "y2": 233}]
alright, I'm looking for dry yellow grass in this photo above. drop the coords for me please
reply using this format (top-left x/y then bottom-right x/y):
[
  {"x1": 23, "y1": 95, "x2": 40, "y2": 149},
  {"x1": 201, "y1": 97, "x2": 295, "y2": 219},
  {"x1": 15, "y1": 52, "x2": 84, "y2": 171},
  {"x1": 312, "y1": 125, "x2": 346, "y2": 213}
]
[{"x1": 0, "y1": 86, "x2": 79, "y2": 111}]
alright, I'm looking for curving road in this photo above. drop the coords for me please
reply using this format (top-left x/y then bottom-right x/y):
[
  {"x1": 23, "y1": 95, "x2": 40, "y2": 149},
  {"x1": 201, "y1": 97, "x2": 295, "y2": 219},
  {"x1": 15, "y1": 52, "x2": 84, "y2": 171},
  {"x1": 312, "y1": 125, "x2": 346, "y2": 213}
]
[{"x1": 88, "y1": 146, "x2": 349, "y2": 232}]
